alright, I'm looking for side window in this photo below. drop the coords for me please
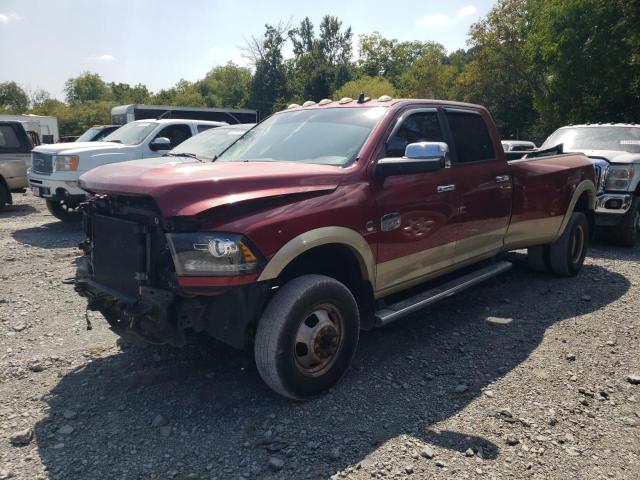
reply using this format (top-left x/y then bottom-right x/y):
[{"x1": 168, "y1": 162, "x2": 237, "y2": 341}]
[
  {"x1": 154, "y1": 124, "x2": 191, "y2": 148},
  {"x1": 446, "y1": 111, "x2": 495, "y2": 163},
  {"x1": 385, "y1": 111, "x2": 444, "y2": 157},
  {"x1": 0, "y1": 125, "x2": 21, "y2": 150},
  {"x1": 197, "y1": 124, "x2": 216, "y2": 133}
]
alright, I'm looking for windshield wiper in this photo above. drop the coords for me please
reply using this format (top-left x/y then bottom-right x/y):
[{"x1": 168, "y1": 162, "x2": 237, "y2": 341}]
[
  {"x1": 109, "y1": 139, "x2": 122, "y2": 143},
  {"x1": 166, "y1": 152, "x2": 202, "y2": 161}
]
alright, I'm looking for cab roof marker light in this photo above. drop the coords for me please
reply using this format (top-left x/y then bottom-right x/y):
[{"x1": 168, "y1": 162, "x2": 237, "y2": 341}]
[
  {"x1": 318, "y1": 99, "x2": 333, "y2": 106},
  {"x1": 287, "y1": 104, "x2": 301, "y2": 109},
  {"x1": 378, "y1": 95, "x2": 393, "y2": 102},
  {"x1": 338, "y1": 97, "x2": 354, "y2": 104},
  {"x1": 302, "y1": 100, "x2": 316, "y2": 107}
]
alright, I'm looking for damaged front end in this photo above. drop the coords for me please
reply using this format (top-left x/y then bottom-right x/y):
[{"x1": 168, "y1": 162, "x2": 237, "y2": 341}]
[{"x1": 75, "y1": 195, "x2": 269, "y2": 348}]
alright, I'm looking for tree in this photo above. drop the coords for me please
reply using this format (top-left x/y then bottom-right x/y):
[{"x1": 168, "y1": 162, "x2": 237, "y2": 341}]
[
  {"x1": 29, "y1": 88, "x2": 51, "y2": 109},
  {"x1": 288, "y1": 16, "x2": 354, "y2": 101},
  {"x1": 196, "y1": 63, "x2": 252, "y2": 108},
  {"x1": 65, "y1": 72, "x2": 111, "y2": 105},
  {"x1": 526, "y1": 0, "x2": 640, "y2": 130},
  {"x1": 357, "y1": 33, "x2": 433, "y2": 86},
  {"x1": 455, "y1": 0, "x2": 538, "y2": 139},
  {"x1": 109, "y1": 82, "x2": 150, "y2": 104},
  {"x1": 247, "y1": 23, "x2": 289, "y2": 114},
  {"x1": 0, "y1": 81, "x2": 29, "y2": 113},
  {"x1": 396, "y1": 43, "x2": 456, "y2": 100},
  {"x1": 333, "y1": 76, "x2": 396, "y2": 100}
]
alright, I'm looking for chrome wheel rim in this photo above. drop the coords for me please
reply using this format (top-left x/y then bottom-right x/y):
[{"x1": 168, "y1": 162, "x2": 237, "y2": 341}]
[
  {"x1": 570, "y1": 224, "x2": 585, "y2": 264},
  {"x1": 59, "y1": 200, "x2": 78, "y2": 212},
  {"x1": 294, "y1": 305, "x2": 344, "y2": 377}
]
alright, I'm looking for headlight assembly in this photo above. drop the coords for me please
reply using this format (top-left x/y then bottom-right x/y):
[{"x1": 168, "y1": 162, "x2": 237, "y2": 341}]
[
  {"x1": 166, "y1": 233, "x2": 263, "y2": 276},
  {"x1": 54, "y1": 155, "x2": 79, "y2": 172},
  {"x1": 604, "y1": 164, "x2": 635, "y2": 191}
]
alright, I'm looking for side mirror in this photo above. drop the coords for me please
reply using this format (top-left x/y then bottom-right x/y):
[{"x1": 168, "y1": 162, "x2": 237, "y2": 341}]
[
  {"x1": 376, "y1": 142, "x2": 449, "y2": 177},
  {"x1": 150, "y1": 137, "x2": 171, "y2": 151}
]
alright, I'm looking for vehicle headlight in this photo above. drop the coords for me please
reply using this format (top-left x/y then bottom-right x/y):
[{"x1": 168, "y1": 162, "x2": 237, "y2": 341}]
[
  {"x1": 54, "y1": 155, "x2": 79, "y2": 172},
  {"x1": 604, "y1": 164, "x2": 635, "y2": 191},
  {"x1": 166, "y1": 233, "x2": 263, "y2": 276}
]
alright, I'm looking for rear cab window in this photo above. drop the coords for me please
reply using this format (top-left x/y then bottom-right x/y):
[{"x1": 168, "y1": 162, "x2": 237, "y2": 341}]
[
  {"x1": 0, "y1": 124, "x2": 31, "y2": 153},
  {"x1": 445, "y1": 110, "x2": 495, "y2": 164}
]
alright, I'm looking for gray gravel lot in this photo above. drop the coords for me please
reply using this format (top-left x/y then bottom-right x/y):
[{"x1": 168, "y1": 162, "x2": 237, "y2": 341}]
[{"x1": 1, "y1": 193, "x2": 639, "y2": 480}]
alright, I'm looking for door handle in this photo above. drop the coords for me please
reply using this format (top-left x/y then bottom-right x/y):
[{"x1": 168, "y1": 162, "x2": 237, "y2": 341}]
[
  {"x1": 495, "y1": 175, "x2": 510, "y2": 183},
  {"x1": 437, "y1": 184, "x2": 455, "y2": 193}
]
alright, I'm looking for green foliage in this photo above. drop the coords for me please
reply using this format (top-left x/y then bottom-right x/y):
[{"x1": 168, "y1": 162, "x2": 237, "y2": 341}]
[
  {"x1": 0, "y1": 81, "x2": 29, "y2": 113},
  {"x1": 333, "y1": 76, "x2": 396, "y2": 100},
  {"x1": 250, "y1": 24, "x2": 289, "y2": 114},
  {"x1": 196, "y1": 63, "x2": 252, "y2": 108},
  {"x1": 526, "y1": 0, "x2": 640, "y2": 130},
  {"x1": 288, "y1": 16, "x2": 354, "y2": 102},
  {"x1": 456, "y1": 0, "x2": 538, "y2": 139},
  {"x1": 64, "y1": 72, "x2": 111, "y2": 105},
  {"x1": 396, "y1": 44, "x2": 456, "y2": 99}
]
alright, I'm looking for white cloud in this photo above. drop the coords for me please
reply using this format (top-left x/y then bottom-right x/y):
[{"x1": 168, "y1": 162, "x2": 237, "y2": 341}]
[
  {"x1": 98, "y1": 54, "x2": 115, "y2": 61},
  {"x1": 457, "y1": 5, "x2": 478, "y2": 17},
  {"x1": 416, "y1": 4, "x2": 478, "y2": 28},
  {"x1": 0, "y1": 12, "x2": 23, "y2": 24}
]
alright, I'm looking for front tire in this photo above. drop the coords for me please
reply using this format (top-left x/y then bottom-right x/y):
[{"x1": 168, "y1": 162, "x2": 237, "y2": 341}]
[
  {"x1": 46, "y1": 199, "x2": 81, "y2": 222},
  {"x1": 254, "y1": 274, "x2": 360, "y2": 400},
  {"x1": 0, "y1": 183, "x2": 8, "y2": 212},
  {"x1": 611, "y1": 199, "x2": 639, "y2": 247},
  {"x1": 549, "y1": 212, "x2": 589, "y2": 276}
]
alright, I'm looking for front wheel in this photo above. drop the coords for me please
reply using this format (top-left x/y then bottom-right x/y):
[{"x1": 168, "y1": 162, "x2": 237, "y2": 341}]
[
  {"x1": 46, "y1": 199, "x2": 81, "y2": 222},
  {"x1": 0, "y1": 182, "x2": 8, "y2": 212},
  {"x1": 254, "y1": 274, "x2": 360, "y2": 400},
  {"x1": 612, "y1": 200, "x2": 640, "y2": 247},
  {"x1": 549, "y1": 212, "x2": 589, "y2": 276}
]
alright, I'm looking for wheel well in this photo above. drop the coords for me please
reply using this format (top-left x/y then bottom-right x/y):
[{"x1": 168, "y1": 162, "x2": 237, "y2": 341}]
[{"x1": 277, "y1": 244, "x2": 376, "y2": 329}]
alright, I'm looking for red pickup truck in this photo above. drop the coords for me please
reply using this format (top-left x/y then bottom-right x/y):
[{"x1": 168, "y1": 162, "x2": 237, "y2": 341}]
[{"x1": 76, "y1": 98, "x2": 596, "y2": 399}]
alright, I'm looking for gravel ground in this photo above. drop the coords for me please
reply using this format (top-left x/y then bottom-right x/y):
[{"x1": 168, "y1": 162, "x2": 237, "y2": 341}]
[{"x1": 0, "y1": 193, "x2": 639, "y2": 480}]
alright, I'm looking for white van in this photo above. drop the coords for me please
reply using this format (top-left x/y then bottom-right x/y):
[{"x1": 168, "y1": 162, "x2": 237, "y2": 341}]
[{"x1": 28, "y1": 118, "x2": 226, "y2": 221}]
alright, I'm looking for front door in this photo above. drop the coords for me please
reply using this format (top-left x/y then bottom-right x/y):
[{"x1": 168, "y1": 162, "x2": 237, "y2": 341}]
[
  {"x1": 443, "y1": 108, "x2": 512, "y2": 262},
  {"x1": 373, "y1": 108, "x2": 461, "y2": 296}
]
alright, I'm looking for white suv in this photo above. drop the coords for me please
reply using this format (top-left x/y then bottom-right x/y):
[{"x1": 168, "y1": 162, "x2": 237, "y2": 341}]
[{"x1": 28, "y1": 119, "x2": 226, "y2": 221}]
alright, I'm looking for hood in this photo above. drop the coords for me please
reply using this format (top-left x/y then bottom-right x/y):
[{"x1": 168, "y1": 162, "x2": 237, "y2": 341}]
[
  {"x1": 79, "y1": 160, "x2": 344, "y2": 217},
  {"x1": 33, "y1": 141, "x2": 128, "y2": 155},
  {"x1": 565, "y1": 149, "x2": 640, "y2": 164}
]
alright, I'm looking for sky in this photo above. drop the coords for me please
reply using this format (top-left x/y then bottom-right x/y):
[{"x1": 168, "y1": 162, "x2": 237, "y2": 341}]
[{"x1": 0, "y1": 0, "x2": 495, "y2": 101}]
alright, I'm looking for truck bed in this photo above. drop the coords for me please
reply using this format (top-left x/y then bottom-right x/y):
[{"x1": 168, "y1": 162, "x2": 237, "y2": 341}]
[{"x1": 503, "y1": 153, "x2": 596, "y2": 250}]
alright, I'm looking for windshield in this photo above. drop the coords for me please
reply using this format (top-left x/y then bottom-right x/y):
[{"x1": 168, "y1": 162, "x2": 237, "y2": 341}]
[
  {"x1": 217, "y1": 107, "x2": 387, "y2": 166},
  {"x1": 76, "y1": 127, "x2": 103, "y2": 142},
  {"x1": 542, "y1": 127, "x2": 640, "y2": 153},
  {"x1": 103, "y1": 121, "x2": 157, "y2": 146},
  {"x1": 169, "y1": 126, "x2": 251, "y2": 160}
]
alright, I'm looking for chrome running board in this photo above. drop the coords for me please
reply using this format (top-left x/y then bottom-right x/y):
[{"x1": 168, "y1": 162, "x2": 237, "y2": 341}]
[{"x1": 375, "y1": 261, "x2": 512, "y2": 326}]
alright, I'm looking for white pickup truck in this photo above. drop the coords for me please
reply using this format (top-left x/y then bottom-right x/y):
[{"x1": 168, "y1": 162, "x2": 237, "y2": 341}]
[
  {"x1": 28, "y1": 118, "x2": 226, "y2": 221},
  {"x1": 541, "y1": 123, "x2": 640, "y2": 245}
]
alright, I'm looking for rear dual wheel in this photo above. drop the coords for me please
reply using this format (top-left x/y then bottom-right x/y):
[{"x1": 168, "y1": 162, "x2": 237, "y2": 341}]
[
  {"x1": 254, "y1": 275, "x2": 360, "y2": 400},
  {"x1": 528, "y1": 212, "x2": 589, "y2": 276}
]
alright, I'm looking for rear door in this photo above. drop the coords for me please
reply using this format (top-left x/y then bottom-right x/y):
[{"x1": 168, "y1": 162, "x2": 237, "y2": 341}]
[
  {"x1": 443, "y1": 108, "x2": 512, "y2": 263},
  {"x1": 373, "y1": 108, "x2": 461, "y2": 295}
]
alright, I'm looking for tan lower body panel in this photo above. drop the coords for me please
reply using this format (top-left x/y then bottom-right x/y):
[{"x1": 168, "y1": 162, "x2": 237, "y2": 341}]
[
  {"x1": 374, "y1": 227, "x2": 506, "y2": 299},
  {"x1": 502, "y1": 216, "x2": 563, "y2": 251}
]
